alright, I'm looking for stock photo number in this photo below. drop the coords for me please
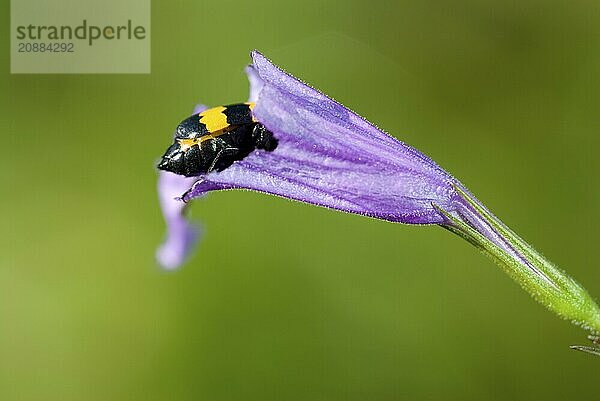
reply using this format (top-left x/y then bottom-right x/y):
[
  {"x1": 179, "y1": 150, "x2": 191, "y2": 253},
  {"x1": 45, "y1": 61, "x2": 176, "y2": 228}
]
[{"x1": 17, "y1": 42, "x2": 74, "y2": 53}]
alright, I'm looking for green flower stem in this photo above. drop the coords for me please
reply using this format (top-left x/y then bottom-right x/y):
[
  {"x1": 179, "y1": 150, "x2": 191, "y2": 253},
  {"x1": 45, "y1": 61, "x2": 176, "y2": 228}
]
[{"x1": 434, "y1": 185, "x2": 600, "y2": 336}]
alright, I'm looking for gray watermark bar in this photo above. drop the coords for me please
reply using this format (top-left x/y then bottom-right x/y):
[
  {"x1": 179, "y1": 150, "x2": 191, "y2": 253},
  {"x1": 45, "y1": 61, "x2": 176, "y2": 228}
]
[{"x1": 11, "y1": 0, "x2": 150, "y2": 74}]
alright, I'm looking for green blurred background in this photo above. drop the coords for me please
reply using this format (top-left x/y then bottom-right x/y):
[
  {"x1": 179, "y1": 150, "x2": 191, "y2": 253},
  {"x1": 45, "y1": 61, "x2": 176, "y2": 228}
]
[{"x1": 2, "y1": 1, "x2": 600, "y2": 400}]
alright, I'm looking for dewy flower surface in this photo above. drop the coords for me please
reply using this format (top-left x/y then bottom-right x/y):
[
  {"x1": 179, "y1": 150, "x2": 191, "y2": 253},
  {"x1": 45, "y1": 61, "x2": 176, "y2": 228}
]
[{"x1": 157, "y1": 51, "x2": 600, "y2": 344}]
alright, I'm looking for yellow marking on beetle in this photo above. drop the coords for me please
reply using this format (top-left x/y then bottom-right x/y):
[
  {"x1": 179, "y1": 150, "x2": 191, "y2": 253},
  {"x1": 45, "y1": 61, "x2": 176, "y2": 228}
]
[
  {"x1": 177, "y1": 138, "x2": 197, "y2": 151},
  {"x1": 199, "y1": 106, "x2": 228, "y2": 133},
  {"x1": 177, "y1": 129, "x2": 230, "y2": 150},
  {"x1": 245, "y1": 102, "x2": 257, "y2": 122},
  {"x1": 198, "y1": 133, "x2": 218, "y2": 144}
]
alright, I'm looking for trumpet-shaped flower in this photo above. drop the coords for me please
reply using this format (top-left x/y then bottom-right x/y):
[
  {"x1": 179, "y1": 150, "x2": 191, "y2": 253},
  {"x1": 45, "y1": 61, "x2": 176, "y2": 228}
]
[{"x1": 157, "y1": 51, "x2": 600, "y2": 346}]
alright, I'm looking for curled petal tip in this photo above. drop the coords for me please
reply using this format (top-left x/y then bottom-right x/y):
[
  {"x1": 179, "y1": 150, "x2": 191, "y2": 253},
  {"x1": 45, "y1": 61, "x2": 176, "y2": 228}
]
[
  {"x1": 156, "y1": 170, "x2": 201, "y2": 270},
  {"x1": 245, "y1": 65, "x2": 263, "y2": 103},
  {"x1": 156, "y1": 225, "x2": 200, "y2": 271}
]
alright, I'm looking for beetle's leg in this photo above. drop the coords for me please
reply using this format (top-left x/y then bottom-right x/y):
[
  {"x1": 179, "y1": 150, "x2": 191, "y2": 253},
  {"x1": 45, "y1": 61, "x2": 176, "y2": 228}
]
[
  {"x1": 252, "y1": 124, "x2": 278, "y2": 151},
  {"x1": 207, "y1": 147, "x2": 240, "y2": 173}
]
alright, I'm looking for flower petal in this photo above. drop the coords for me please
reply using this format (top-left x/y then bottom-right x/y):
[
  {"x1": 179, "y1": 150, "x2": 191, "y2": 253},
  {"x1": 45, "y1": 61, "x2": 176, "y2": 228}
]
[
  {"x1": 156, "y1": 170, "x2": 201, "y2": 270},
  {"x1": 245, "y1": 65, "x2": 264, "y2": 103}
]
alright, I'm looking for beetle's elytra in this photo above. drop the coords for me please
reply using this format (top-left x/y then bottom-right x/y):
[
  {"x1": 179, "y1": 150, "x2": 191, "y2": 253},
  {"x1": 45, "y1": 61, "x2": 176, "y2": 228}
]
[{"x1": 158, "y1": 103, "x2": 278, "y2": 177}]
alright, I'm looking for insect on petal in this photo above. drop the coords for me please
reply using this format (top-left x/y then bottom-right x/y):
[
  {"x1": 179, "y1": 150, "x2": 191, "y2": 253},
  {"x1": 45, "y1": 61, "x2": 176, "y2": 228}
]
[{"x1": 184, "y1": 52, "x2": 460, "y2": 225}]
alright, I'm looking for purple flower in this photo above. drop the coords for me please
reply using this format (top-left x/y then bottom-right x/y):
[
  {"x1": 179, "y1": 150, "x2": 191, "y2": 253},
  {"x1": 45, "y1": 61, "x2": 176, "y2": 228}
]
[
  {"x1": 157, "y1": 51, "x2": 600, "y2": 339},
  {"x1": 185, "y1": 54, "x2": 459, "y2": 223}
]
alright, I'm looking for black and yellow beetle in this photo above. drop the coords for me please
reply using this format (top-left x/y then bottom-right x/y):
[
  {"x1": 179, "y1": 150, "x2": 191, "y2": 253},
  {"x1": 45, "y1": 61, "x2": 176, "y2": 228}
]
[{"x1": 158, "y1": 103, "x2": 278, "y2": 177}]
